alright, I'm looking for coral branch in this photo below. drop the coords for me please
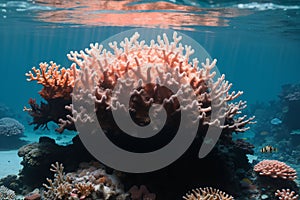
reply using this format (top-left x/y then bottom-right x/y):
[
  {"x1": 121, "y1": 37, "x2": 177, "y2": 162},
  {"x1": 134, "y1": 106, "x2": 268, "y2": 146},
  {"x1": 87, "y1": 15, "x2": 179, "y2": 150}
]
[{"x1": 26, "y1": 32, "x2": 255, "y2": 136}]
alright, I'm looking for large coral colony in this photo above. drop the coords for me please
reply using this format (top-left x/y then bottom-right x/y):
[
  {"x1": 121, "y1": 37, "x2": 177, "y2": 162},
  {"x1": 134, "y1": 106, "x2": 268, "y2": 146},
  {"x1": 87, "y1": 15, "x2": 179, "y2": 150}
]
[{"x1": 20, "y1": 31, "x2": 298, "y2": 199}]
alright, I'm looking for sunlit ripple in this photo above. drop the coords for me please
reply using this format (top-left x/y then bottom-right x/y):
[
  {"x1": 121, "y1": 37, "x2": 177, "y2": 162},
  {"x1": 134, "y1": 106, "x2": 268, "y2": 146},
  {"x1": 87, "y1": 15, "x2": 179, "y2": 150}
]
[
  {"x1": 0, "y1": 0, "x2": 251, "y2": 30},
  {"x1": 1, "y1": 0, "x2": 299, "y2": 30}
]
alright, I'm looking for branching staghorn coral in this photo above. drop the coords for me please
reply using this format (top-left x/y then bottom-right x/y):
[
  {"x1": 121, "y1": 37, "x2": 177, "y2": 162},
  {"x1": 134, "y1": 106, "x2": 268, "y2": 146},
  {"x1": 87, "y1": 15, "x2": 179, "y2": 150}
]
[
  {"x1": 275, "y1": 189, "x2": 299, "y2": 200},
  {"x1": 183, "y1": 187, "x2": 234, "y2": 200},
  {"x1": 43, "y1": 162, "x2": 73, "y2": 199},
  {"x1": 25, "y1": 32, "x2": 255, "y2": 136},
  {"x1": 43, "y1": 162, "x2": 127, "y2": 200},
  {"x1": 26, "y1": 61, "x2": 75, "y2": 100},
  {"x1": 63, "y1": 32, "x2": 254, "y2": 132}
]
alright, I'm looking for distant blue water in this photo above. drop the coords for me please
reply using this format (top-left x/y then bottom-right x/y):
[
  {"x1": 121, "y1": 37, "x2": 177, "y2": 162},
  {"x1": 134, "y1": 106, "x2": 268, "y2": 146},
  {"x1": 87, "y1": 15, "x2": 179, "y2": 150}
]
[{"x1": 0, "y1": 0, "x2": 300, "y2": 112}]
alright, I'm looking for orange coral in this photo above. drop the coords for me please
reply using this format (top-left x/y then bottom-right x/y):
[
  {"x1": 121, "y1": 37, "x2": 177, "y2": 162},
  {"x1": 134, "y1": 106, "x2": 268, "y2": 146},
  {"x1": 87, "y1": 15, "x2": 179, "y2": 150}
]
[
  {"x1": 275, "y1": 189, "x2": 299, "y2": 200},
  {"x1": 254, "y1": 160, "x2": 297, "y2": 180},
  {"x1": 26, "y1": 61, "x2": 75, "y2": 100},
  {"x1": 183, "y1": 187, "x2": 234, "y2": 200}
]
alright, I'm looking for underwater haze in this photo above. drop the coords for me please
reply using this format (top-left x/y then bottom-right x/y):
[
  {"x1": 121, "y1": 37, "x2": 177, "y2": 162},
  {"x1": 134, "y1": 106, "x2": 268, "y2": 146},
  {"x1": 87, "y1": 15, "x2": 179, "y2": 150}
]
[
  {"x1": 0, "y1": 0, "x2": 300, "y2": 199},
  {"x1": 0, "y1": 0, "x2": 300, "y2": 109}
]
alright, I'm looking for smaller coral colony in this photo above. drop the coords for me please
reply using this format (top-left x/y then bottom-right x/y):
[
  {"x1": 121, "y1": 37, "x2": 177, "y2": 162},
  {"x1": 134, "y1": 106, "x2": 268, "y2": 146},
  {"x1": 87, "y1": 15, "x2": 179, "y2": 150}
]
[{"x1": 6, "y1": 31, "x2": 296, "y2": 199}]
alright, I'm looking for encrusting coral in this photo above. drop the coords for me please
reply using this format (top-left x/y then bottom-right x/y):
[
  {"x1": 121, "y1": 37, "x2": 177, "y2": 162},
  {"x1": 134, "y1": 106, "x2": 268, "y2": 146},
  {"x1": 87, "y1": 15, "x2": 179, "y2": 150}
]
[
  {"x1": 25, "y1": 31, "x2": 255, "y2": 135},
  {"x1": 275, "y1": 188, "x2": 299, "y2": 200},
  {"x1": 183, "y1": 187, "x2": 234, "y2": 200},
  {"x1": 254, "y1": 160, "x2": 297, "y2": 180}
]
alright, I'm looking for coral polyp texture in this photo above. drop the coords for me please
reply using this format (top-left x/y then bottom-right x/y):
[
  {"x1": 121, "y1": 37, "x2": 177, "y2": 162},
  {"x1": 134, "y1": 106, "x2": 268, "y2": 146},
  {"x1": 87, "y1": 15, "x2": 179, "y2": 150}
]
[
  {"x1": 275, "y1": 189, "x2": 299, "y2": 200},
  {"x1": 0, "y1": 117, "x2": 24, "y2": 137},
  {"x1": 254, "y1": 160, "x2": 297, "y2": 180},
  {"x1": 25, "y1": 31, "x2": 254, "y2": 135},
  {"x1": 25, "y1": 61, "x2": 75, "y2": 100},
  {"x1": 183, "y1": 187, "x2": 234, "y2": 200},
  {"x1": 0, "y1": 185, "x2": 16, "y2": 200},
  {"x1": 43, "y1": 161, "x2": 127, "y2": 200}
]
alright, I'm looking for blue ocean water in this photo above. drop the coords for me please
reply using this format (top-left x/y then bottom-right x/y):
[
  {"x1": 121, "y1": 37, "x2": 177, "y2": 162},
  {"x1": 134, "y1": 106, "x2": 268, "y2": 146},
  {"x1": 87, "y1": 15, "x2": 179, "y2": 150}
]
[
  {"x1": 0, "y1": 0, "x2": 299, "y2": 110},
  {"x1": 0, "y1": 0, "x2": 300, "y2": 199}
]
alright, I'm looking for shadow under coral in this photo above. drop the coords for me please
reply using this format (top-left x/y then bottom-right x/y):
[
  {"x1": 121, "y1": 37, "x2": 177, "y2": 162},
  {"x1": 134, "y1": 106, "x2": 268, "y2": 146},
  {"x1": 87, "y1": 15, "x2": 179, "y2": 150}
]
[{"x1": 0, "y1": 124, "x2": 254, "y2": 200}]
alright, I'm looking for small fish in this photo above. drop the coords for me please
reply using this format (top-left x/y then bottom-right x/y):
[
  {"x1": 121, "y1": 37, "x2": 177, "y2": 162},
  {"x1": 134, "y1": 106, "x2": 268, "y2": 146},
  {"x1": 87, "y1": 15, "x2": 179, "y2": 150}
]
[
  {"x1": 241, "y1": 178, "x2": 252, "y2": 185},
  {"x1": 260, "y1": 131, "x2": 269, "y2": 136},
  {"x1": 260, "y1": 145, "x2": 278, "y2": 153},
  {"x1": 271, "y1": 118, "x2": 282, "y2": 125},
  {"x1": 23, "y1": 106, "x2": 32, "y2": 112}
]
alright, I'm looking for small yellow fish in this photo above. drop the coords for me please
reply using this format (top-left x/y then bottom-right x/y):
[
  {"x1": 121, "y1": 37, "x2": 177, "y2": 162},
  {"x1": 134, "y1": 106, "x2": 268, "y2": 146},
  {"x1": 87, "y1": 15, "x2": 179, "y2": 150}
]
[
  {"x1": 260, "y1": 131, "x2": 269, "y2": 136},
  {"x1": 241, "y1": 178, "x2": 252, "y2": 185},
  {"x1": 260, "y1": 145, "x2": 278, "y2": 153}
]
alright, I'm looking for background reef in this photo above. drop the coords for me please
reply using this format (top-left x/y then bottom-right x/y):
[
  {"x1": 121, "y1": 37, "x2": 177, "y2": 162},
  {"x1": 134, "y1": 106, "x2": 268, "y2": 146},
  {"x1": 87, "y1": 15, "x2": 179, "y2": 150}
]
[
  {"x1": 0, "y1": 32, "x2": 272, "y2": 200},
  {"x1": 0, "y1": 0, "x2": 300, "y2": 198},
  {"x1": 1, "y1": 31, "x2": 300, "y2": 200}
]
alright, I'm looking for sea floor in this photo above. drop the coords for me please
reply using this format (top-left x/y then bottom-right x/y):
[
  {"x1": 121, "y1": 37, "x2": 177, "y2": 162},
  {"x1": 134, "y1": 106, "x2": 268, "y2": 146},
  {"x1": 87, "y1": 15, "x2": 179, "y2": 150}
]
[{"x1": 0, "y1": 125, "x2": 76, "y2": 179}]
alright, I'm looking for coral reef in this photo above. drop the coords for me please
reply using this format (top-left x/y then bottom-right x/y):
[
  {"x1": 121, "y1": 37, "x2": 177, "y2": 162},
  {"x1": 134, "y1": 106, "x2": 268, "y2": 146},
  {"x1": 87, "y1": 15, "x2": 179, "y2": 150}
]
[
  {"x1": 43, "y1": 162, "x2": 73, "y2": 199},
  {"x1": 0, "y1": 185, "x2": 16, "y2": 200},
  {"x1": 16, "y1": 136, "x2": 95, "y2": 193},
  {"x1": 0, "y1": 117, "x2": 27, "y2": 150},
  {"x1": 43, "y1": 161, "x2": 128, "y2": 200},
  {"x1": 25, "y1": 61, "x2": 75, "y2": 100},
  {"x1": 275, "y1": 188, "x2": 299, "y2": 200},
  {"x1": 22, "y1": 31, "x2": 257, "y2": 199},
  {"x1": 25, "y1": 32, "x2": 255, "y2": 135},
  {"x1": 0, "y1": 117, "x2": 24, "y2": 137},
  {"x1": 24, "y1": 62, "x2": 75, "y2": 130},
  {"x1": 253, "y1": 160, "x2": 299, "y2": 199},
  {"x1": 248, "y1": 82, "x2": 300, "y2": 188},
  {"x1": 254, "y1": 160, "x2": 297, "y2": 180},
  {"x1": 183, "y1": 187, "x2": 234, "y2": 200}
]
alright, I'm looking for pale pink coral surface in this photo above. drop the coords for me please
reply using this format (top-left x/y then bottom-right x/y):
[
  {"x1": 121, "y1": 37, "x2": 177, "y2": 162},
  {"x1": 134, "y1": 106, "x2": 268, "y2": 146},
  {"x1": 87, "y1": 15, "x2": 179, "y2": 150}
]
[
  {"x1": 275, "y1": 188, "x2": 299, "y2": 200},
  {"x1": 254, "y1": 160, "x2": 297, "y2": 181}
]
